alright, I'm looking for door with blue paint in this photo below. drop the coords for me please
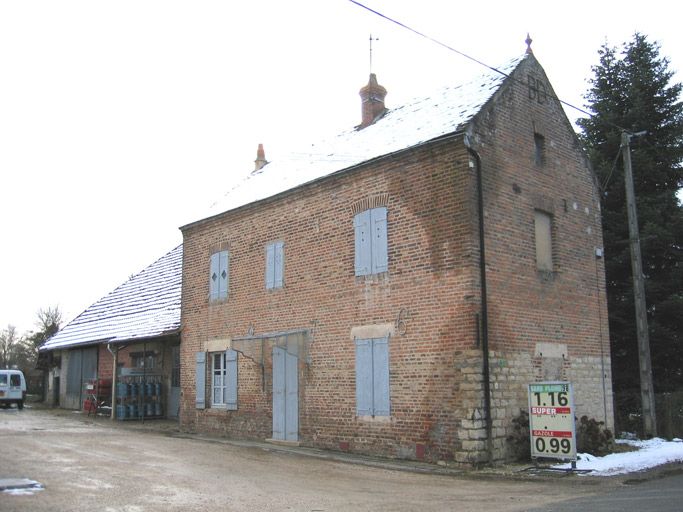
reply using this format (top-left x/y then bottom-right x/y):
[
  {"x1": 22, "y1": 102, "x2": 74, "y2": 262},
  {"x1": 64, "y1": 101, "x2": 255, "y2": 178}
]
[{"x1": 272, "y1": 346, "x2": 298, "y2": 441}]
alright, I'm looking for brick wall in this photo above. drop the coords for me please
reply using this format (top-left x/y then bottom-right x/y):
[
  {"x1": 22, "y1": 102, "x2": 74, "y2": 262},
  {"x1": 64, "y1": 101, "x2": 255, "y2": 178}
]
[
  {"x1": 469, "y1": 57, "x2": 613, "y2": 439},
  {"x1": 179, "y1": 55, "x2": 613, "y2": 464},
  {"x1": 97, "y1": 344, "x2": 114, "y2": 381}
]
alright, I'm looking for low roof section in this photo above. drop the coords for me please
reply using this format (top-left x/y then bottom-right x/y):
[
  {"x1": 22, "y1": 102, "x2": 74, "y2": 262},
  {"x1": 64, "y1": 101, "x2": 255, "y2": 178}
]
[{"x1": 40, "y1": 244, "x2": 182, "y2": 351}]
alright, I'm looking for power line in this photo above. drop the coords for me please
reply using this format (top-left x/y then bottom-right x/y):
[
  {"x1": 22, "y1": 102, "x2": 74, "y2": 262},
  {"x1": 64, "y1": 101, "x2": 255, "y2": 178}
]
[
  {"x1": 347, "y1": 0, "x2": 606, "y2": 124},
  {"x1": 601, "y1": 146, "x2": 624, "y2": 192},
  {"x1": 349, "y1": 0, "x2": 504, "y2": 78}
]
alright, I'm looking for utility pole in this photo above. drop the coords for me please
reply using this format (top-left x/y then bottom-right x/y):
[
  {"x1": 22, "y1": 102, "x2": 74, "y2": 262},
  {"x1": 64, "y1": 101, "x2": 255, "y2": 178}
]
[{"x1": 621, "y1": 130, "x2": 657, "y2": 437}]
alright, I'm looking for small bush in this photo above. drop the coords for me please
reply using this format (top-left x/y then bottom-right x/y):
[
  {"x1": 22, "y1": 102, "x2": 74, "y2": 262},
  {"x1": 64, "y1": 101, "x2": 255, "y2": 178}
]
[
  {"x1": 506, "y1": 412, "x2": 615, "y2": 460},
  {"x1": 506, "y1": 409, "x2": 531, "y2": 461},
  {"x1": 576, "y1": 415, "x2": 614, "y2": 456}
]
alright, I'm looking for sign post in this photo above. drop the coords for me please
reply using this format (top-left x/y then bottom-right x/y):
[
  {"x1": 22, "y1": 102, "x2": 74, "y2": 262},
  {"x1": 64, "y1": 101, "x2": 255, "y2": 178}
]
[{"x1": 528, "y1": 382, "x2": 576, "y2": 465}]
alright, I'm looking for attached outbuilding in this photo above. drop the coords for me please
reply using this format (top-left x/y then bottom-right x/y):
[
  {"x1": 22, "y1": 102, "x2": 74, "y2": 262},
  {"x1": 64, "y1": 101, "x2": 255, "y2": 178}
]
[{"x1": 40, "y1": 245, "x2": 182, "y2": 420}]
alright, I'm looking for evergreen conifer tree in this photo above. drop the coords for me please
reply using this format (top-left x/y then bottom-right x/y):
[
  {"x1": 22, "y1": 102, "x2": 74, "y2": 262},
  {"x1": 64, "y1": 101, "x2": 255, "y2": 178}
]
[{"x1": 578, "y1": 34, "x2": 683, "y2": 394}]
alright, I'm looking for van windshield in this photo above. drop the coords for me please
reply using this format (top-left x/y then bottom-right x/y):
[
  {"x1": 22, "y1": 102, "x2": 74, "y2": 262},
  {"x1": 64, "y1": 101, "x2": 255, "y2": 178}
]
[
  {"x1": 0, "y1": 375, "x2": 7, "y2": 385},
  {"x1": 10, "y1": 374, "x2": 21, "y2": 386}
]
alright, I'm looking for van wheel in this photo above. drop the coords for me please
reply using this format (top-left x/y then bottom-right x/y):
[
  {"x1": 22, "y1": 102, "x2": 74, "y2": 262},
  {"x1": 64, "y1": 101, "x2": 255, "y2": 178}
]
[{"x1": 17, "y1": 400, "x2": 24, "y2": 410}]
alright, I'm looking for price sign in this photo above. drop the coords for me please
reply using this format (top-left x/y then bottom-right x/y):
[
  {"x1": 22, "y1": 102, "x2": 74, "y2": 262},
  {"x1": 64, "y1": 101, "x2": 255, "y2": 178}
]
[{"x1": 528, "y1": 382, "x2": 576, "y2": 461}]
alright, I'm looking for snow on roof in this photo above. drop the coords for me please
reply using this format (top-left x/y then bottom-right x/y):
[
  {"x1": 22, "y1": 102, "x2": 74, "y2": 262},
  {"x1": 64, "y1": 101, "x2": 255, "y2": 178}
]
[
  {"x1": 186, "y1": 55, "x2": 526, "y2": 228},
  {"x1": 40, "y1": 245, "x2": 182, "y2": 351}
]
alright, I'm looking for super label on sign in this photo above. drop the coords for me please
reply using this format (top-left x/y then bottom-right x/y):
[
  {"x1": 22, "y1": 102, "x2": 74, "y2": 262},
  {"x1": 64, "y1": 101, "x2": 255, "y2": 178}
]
[{"x1": 528, "y1": 382, "x2": 576, "y2": 461}]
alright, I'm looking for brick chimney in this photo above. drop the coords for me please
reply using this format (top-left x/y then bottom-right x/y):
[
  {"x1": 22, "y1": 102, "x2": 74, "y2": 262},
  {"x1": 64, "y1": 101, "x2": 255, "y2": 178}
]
[
  {"x1": 254, "y1": 143, "x2": 268, "y2": 172},
  {"x1": 359, "y1": 73, "x2": 387, "y2": 129}
]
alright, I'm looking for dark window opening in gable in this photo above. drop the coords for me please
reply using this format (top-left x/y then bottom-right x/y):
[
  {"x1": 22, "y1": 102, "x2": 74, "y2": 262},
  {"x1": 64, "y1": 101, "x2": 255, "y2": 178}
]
[{"x1": 534, "y1": 133, "x2": 546, "y2": 166}]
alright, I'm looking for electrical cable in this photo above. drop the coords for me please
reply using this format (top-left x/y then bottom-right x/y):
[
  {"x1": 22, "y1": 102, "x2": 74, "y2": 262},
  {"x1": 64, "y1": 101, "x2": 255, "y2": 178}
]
[
  {"x1": 348, "y1": 0, "x2": 504, "y2": 78},
  {"x1": 601, "y1": 146, "x2": 624, "y2": 192},
  {"x1": 347, "y1": 0, "x2": 629, "y2": 132}
]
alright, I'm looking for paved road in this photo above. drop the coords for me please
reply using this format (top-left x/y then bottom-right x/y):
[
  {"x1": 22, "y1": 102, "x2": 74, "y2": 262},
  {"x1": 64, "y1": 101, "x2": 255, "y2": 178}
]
[
  {"x1": 0, "y1": 406, "x2": 645, "y2": 512},
  {"x1": 526, "y1": 470, "x2": 683, "y2": 512}
]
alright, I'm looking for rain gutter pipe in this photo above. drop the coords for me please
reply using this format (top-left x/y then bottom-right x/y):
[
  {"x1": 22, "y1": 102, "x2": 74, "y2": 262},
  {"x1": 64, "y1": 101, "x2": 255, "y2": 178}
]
[
  {"x1": 107, "y1": 343, "x2": 118, "y2": 420},
  {"x1": 464, "y1": 135, "x2": 493, "y2": 464}
]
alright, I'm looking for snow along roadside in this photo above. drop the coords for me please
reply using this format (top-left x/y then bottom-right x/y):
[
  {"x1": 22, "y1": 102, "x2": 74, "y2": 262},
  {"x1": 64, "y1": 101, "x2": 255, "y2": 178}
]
[{"x1": 553, "y1": 438, "x2": 683, "y2": 475}]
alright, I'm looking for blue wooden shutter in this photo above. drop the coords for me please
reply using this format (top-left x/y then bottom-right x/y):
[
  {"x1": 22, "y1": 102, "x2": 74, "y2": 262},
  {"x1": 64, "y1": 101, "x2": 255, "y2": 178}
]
[
  {"x1": 272, "y1": 347, "x2": 285, "y2": 440},
  {"x1": 371, "y1": 207, "x2": 388, "y2": 273},
  {"x1": 285, "y1": 348, "x2": 298, "y2": 440},
  {"x1": 274, "y1": 241, "x2": 284, "y2": 288},
  {"x1": 218, "y1": 251, "x2": 229, "y2": 298},
  {"x1": 195, "y1": 352, "x2": 206, "y2": 409},
  {"x1": 354, "y1": 210, "x2": 371, "y2": 276},
  {"x1": 265, "y1": 243, "x2": 275, "y2": 289},
  {"x1": 355, "y1": 338, "x2": 373, "y2": 415},
  {"x1": 372, "y1": 337, "x2": 390, "y2": 416},
  {"x1": 209, "y1": 253, "x2": 220, "y2": 300},
  {"x1": 225, "y1": 349, "x2": 238, "y2": 410}
]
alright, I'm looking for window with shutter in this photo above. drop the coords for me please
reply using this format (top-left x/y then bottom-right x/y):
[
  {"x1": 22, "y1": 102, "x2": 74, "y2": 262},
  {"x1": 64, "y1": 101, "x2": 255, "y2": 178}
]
[
  {"x1": 355, "y1": 336, "x2": 390, "y2": 416},
  {"x1": 274, "y1": 241, "x2": 284, "y2": 288},
  {"x1": 209, "y1": 250, "x2": 229, "y2": 301},
  {"x1": 354, "y1": 207, "x2": 388, "y2": 276},
  {"x1": 212, "y1": 352, "x2": 226, "y2": 406},
  {"x1": 266, "y1": 241, "x2": 284, "y2": 289}
]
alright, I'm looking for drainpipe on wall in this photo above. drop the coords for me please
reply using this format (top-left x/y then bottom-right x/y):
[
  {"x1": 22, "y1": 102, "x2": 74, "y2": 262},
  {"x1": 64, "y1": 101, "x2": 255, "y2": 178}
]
[
  {"x1": 464, "y1": 135, "x2": 494, "y2": 465},
  {"x1": 142, "y1": 341, "x2": 147, "y2": 425},
  {"x1": 107, "y1": 343, "x2": 118, "y2": 420}
]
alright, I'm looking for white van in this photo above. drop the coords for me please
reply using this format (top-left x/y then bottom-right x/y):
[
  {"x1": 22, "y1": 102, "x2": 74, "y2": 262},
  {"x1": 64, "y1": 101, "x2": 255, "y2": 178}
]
[{"x1": 0, "y1": 369, "x2": 27, "y2": 409}]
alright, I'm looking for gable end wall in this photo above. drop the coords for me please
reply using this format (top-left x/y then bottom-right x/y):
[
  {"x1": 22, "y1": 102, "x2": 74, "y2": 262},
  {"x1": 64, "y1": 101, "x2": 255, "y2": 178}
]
[{"x1": 467, "y1": 55, "x2": 613, "y2": 459}]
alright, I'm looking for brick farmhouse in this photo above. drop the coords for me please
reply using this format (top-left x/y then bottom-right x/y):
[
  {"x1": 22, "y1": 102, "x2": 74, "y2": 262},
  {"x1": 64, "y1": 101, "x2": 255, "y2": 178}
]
[{"x1": 179, "y1": 50, "x2": 613, "y2": 464}]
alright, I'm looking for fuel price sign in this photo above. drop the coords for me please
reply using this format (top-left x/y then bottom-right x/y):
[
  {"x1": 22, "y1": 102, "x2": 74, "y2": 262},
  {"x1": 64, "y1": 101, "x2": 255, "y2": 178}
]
[{"x1": 528, "y1": 382, "x2": 576, "y2": 461}]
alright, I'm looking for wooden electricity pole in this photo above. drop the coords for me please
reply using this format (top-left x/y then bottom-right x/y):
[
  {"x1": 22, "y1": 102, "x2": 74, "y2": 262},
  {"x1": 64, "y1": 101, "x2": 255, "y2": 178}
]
[{"x1": 621, "y1": 130, "x2": 657, "y2": 437}]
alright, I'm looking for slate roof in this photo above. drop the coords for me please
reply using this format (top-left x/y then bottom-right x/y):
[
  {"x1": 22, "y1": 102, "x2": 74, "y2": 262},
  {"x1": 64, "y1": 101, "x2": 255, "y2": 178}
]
[
  {"x1": 40, "y1": 244, "x2": 182, "y2": 351},
  {"x1": 186, "y1": 55, "x2": 526, "y2": 227}
]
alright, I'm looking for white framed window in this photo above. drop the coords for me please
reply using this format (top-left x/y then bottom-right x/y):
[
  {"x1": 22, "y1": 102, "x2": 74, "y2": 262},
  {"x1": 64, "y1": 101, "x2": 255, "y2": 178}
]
[
  {"x1": 212, "y1": 352, "x2": 228, "y2": 407},
  {"x1": 265, "y1": 241, "x2": 284, "y2": 289},
  {"x1": 354, "y1": 207, "x2": 388, "y2": 276},
  {"x1": 209, "y1": 251, "x2": 229, "y2": 301}
]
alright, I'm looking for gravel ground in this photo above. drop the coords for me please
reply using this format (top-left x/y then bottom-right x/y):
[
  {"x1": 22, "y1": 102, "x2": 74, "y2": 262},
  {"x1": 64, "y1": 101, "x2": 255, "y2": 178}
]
[{"x1": 0, "y1": 405, "x2": 619, "y2": 512}]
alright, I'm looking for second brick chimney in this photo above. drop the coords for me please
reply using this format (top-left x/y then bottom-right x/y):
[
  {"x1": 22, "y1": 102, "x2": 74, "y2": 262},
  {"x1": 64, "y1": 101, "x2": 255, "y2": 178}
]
[
  {"x1": 254, "y1": 143, "x2": 268, "y2": 172},
  {"x1": 358, "y1": 73, "x2": 387, "y2": 129}
]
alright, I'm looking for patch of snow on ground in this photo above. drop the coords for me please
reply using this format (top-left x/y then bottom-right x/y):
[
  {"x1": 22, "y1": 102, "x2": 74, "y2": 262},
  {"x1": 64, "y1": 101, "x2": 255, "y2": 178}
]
[
  {"x1": 1, "y1": 480, "x2": 44, "y2": 496},
  {"x1": 553, "y1": 438, "x2": 683, "y2": 475}
]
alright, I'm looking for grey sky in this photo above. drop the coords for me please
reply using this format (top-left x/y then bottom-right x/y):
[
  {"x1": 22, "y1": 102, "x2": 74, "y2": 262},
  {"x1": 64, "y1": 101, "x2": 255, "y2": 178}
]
[{"x1": 1, "y1": 0, "x2": 680, "y2": 334}]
